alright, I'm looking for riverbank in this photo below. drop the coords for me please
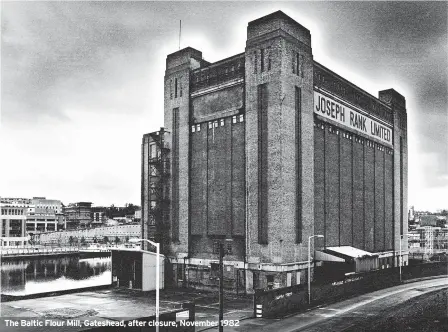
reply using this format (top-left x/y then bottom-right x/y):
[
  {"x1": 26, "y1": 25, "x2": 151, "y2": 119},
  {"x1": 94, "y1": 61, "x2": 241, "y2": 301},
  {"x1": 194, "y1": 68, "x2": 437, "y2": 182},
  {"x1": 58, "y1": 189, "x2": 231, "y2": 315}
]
[
  {"x1": 1, "y1": 248, "x2": 111, "y2": 260},
  {"x1": 1, "y1": 284, "x2": 113, "y2": 303}
]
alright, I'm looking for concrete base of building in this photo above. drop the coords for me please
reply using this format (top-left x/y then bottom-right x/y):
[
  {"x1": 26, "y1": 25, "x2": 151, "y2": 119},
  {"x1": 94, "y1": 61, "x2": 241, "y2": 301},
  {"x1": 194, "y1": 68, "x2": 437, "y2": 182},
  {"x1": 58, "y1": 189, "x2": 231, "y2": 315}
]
[
  {"x1": 166, "y1": 251, "x2": 409, "y2": 294},
  {"x1": 167, "y1": 257, "x2": 314, "y2": 294}
]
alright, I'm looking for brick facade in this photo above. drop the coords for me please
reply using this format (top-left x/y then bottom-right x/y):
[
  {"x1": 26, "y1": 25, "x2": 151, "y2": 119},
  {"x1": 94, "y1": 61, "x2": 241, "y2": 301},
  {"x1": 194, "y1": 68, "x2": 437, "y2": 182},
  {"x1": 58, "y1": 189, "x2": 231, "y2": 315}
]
[{"x1": 141, "y1": 11, "x2": 408, "y2": 293}]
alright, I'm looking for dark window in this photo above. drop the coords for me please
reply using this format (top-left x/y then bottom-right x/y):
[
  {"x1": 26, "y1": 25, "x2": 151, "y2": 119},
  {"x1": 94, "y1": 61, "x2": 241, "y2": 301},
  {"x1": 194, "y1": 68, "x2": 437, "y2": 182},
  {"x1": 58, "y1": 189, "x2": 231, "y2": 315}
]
[
  {"x1": 292, "y1": 53, "x2": 296, "y2": 74},
  {"x1": 179, "y1": 77, "x2": 183, "y2": 97},
  {"x1": 260, "y1": 48, "x2": 265, "y2": 72},
  {"x1": 254, "y1": 51, "x2": 258, "y2": 74},
  {"x1": 174, "y1": 78, "x2": 178, "y2": 98},
  {"x1": 296, "y1": 87, "x2": 302, "y2": 243},
  {"x1": 296, "y1": 53, "x2": 300, "y2": 76},
  {"x1": 226, "y1": 242, "x2": 233, "y2": 255},
  {"x1": 267, "y1": 47, "x2": 272, "y2": 71},
  {"x1": 258, "y1": 84, "x2": 269, "y2": 244}
]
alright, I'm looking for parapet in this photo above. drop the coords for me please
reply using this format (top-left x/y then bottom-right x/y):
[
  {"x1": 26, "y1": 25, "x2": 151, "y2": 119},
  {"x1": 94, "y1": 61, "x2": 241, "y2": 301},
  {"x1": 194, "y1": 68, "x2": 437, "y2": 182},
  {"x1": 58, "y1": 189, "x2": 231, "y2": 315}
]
[
  {"x1": 166, "y1": 47, "x2": 204, "y2": 70},
  {"x1": 247, "y1": 10, "x2": 311, "y2": 47},
  {"x1": 379, "y1": 89, "x2": 406, "y2": 112}
]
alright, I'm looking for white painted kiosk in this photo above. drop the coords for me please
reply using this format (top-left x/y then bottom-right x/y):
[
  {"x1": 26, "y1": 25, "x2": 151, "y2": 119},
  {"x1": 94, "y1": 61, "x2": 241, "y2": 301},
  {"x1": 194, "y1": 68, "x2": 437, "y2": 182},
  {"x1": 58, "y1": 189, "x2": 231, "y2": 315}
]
[{"x1": 111, "y1": 248, "x2": 164, "y2": 291}]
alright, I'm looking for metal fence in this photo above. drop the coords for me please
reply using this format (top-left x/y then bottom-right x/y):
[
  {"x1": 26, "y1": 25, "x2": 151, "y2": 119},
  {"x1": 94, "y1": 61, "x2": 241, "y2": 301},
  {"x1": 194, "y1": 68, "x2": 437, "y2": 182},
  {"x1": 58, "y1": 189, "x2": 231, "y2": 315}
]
[{"x1": 253, "y1": 262, "x2": 448, "y2": 318}]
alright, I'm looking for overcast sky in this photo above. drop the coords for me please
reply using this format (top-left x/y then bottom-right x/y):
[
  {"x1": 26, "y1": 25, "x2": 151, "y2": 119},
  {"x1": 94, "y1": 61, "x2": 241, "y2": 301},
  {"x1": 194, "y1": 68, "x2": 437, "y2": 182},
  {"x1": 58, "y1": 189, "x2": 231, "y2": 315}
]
[{"x1": 1, "y1": 1, "x2": 447, "y2": 211}]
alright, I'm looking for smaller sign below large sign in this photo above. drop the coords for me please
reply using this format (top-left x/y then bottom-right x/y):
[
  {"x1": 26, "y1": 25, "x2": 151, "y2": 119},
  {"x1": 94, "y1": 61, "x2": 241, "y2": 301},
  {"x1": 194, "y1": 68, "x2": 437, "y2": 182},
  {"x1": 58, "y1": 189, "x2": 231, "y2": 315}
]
[{"x1": 314, "y1": 90, "x2": 392, "y2": 146}]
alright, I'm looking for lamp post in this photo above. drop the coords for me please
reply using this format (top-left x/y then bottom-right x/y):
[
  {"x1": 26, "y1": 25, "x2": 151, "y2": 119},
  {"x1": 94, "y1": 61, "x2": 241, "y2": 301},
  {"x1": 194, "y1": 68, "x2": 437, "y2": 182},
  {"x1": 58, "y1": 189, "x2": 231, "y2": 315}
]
[
  {"x1": 308, "y1": 234, "x2": 324, "y2": 304},
  {"x1": 130, "y1": 238, "x2": 160, "y2": 332},
  {"x1": 218, "y1": 239, "x2": 232, "y2": 332},
  {"x1": 219, "y1": 242, "x2": 224, "y2": 332}
]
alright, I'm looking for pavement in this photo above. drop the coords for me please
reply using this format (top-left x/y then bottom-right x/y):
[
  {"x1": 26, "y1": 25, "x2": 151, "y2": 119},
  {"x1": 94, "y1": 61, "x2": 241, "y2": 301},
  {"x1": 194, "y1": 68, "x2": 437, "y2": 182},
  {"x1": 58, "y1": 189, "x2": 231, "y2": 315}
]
[
  {"x1": 0, "y1": 287, "x2": 253, "y2": 331},
  {"x1": 2, "y1": 276, "x2": 446, "y2": 332},
  {"x1": 201, "y1": 277, "x2": 448, "y2": 332}
]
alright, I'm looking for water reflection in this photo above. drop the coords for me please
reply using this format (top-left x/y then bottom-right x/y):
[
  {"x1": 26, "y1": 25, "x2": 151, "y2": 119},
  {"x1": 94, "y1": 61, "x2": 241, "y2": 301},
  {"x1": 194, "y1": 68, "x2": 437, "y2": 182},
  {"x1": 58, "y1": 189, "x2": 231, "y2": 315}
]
[{"x1": 1, "y1": 256, "x2": 111, "y2": 295}]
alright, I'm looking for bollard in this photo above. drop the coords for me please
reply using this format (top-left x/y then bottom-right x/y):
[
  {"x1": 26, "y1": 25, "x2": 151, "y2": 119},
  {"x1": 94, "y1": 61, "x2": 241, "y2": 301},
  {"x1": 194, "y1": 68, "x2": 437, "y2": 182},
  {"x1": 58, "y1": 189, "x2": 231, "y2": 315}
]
[{"x1": 256, "y1": 304, "x2": 263, "y2": 318}]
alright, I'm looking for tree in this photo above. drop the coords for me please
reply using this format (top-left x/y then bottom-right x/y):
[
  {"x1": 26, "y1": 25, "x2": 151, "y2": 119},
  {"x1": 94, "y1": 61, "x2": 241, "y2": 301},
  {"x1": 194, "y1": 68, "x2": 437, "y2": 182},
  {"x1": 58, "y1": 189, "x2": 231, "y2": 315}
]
[
  {"x1": 80, "y1": 236, "x2": 86, "y2": 246},
  {"x1": 69, "y1": 236, "x2": 74, "y2": 247},
  {"x1": 115, "y1": 236, "x2": 120, "y2": 245},
  {"x1": 103, "y1": 236, "x2": 109, "y2": 244},
  {"x1": 93, "y1": 236, "x2": 98, "y2": 244},
  {"x1": 125, "y1": 236, "x2": 129, "y2": 243}
]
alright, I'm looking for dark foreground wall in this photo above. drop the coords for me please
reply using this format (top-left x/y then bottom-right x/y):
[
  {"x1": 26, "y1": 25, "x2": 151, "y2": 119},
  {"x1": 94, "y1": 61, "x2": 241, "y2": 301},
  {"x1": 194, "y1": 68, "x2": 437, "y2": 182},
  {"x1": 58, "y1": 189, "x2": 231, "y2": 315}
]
[{"x1": 254, "y1": 262, "x2": 447, "y2": 318}]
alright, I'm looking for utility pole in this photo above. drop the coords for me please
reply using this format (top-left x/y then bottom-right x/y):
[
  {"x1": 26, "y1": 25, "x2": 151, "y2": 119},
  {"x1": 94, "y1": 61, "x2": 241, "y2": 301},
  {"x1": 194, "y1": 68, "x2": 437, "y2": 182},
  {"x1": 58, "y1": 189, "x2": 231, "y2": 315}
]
[{"x1": 219, "y1": 242, "x2": 224, "y2": 332}]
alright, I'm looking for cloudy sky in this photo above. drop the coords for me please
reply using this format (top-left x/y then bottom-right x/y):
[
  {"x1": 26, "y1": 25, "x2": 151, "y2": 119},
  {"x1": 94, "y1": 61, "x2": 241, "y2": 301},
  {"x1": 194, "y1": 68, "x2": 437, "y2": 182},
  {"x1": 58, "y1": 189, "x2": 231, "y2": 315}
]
[{"x1": 1, "y1": 1, "x2": 447, "y2": 211}]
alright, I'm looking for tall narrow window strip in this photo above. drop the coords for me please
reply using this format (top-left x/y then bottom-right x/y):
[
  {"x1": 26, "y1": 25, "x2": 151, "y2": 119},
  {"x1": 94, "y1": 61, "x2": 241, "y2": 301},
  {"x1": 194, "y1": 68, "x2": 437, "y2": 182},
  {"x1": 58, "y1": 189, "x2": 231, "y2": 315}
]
[
  {"x1": 258, "y1": 84, "x2": 268, "y2": 244},
  {"x1": 296, "y1": 53, "x2": 300, "y2": 76},
  {"x1": 292, "y1": 53, "x2": 296, "y2": 74},
  {"x1": 179, "y1": 77, "x2": 183, "y2": 97},
  {"x1": 267, "y1": 47, "x2": 272, "y2": 71},
  {"x1": 400, "y1": 136, "x2": 404, "y2": 235},
  {"x1": 172, "y1": 108, "x2": 180, "y2": 241},
  {"x1": 254, "y1": 51, "x2": 258, "y2": 74},
  {"x1": 170, "y1": 79, "x2": 173, "y2": 99},
  {"x1": 260, "y1": 48, "x2": 265, "y2": 72},
  {"x1": 296, "y1": 87, "x2": 302, "y2": 243},
  {"x1": 299, "y1": 54, "x2": 304, "y2": 78},
  {"x1": 174, "y1": 78, "x2": 178, "y2": 98}
]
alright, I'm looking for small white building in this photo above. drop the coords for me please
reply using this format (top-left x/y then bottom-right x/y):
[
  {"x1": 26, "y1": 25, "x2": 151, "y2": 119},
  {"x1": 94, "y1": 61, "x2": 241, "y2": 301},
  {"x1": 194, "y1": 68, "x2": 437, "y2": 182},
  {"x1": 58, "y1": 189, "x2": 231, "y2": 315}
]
[{"x1": 111, "y1": 249, "x2": 164, "y2": 291}]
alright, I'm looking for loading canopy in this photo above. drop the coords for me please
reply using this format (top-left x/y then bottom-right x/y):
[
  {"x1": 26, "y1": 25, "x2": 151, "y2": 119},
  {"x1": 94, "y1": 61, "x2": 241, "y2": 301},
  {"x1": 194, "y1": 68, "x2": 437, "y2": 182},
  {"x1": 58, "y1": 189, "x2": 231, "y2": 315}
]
[
  {"x1": 315, "y1": 246, "x2": 376, "y2": 262},
  {"x1": 315, "y1": 250, "x2": 345, "y2": 262}
]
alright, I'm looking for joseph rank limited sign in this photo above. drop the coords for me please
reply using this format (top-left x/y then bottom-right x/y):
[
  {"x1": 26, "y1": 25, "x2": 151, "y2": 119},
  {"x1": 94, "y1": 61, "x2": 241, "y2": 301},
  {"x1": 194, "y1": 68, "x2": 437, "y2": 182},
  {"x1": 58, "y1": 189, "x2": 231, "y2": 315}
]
[{"x1": 313, "y1": 90, "x2": 393, "y2": 147}]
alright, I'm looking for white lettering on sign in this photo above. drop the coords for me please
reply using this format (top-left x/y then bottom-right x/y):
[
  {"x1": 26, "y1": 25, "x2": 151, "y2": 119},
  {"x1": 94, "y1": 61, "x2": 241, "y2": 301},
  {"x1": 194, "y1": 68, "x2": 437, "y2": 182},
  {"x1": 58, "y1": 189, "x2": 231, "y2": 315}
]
[{"x1": 314, "y1": 90, "x2": 392, "y2": 146}]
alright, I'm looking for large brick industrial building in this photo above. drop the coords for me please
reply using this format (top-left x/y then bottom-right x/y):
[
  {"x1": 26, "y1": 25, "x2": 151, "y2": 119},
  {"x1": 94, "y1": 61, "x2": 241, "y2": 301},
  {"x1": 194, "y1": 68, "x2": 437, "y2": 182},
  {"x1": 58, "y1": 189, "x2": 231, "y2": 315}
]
[{"x1": 142, "y1": 11, "x2": 408, "y2": 292}]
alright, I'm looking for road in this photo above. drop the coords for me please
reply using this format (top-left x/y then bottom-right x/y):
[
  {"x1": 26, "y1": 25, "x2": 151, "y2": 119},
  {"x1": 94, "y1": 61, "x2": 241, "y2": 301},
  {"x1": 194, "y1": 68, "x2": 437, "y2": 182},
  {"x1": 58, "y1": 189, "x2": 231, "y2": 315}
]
[{"x1": 212, "y1": 277, "x2": 448, "y2": 332}]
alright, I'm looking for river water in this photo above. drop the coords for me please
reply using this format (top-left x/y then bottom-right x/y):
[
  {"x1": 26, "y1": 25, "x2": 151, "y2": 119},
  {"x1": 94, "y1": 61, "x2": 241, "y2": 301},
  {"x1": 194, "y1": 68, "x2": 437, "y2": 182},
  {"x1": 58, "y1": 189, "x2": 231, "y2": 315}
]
[{"x1": 1, "y1": 255, "x2": 111, "y2": 296}]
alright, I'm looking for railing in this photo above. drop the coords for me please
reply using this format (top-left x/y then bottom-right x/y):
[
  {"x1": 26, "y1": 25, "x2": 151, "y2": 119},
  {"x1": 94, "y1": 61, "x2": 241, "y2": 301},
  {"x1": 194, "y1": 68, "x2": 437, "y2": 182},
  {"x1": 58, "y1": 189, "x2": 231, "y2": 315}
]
[{"x1": 0, "y1": 247, "x2": 80, "y2": 257}]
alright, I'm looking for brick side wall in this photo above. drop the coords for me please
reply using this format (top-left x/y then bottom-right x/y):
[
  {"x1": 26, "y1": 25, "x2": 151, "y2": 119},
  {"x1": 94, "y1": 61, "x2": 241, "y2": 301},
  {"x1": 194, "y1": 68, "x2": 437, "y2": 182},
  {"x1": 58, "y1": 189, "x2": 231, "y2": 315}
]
[
  {"x1": 189, "y1": 115, "x2": 246, "y2": 260},
  {"x1": 364, "y1": 143, "x2": 375, "y2": 252},
  {"x1": 314, "y1": 120, "x2": 394, "y2": 251},
  {"x1": 374, "y1": 148, "x2": 385, "y2": 251},
  {"x1": 385, "y1": 153, "x2": 394, "y2": 250},
  {"x1": 340, "y1": 135, "x2": 353, "y2": 246}
]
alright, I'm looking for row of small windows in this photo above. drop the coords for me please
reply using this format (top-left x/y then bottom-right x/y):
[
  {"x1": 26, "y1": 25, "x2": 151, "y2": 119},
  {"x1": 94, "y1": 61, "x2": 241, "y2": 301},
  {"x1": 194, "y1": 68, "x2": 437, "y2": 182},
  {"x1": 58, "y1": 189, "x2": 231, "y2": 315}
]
[
  {"x1": 191, "y1": 114, "x2": 245, "y2": 132},
  {"x1": 1, "y1": 209, "x2": 24, "y2": 215},
  {"x1": 315, "y1": 121, "x2": 393, "y2": 154},
  {"x1": 253, "y1": 47, "x2": 272, "y2": 74},
  {"x1": 169, "y1": 77, "x2": 183, "y2": 99}
]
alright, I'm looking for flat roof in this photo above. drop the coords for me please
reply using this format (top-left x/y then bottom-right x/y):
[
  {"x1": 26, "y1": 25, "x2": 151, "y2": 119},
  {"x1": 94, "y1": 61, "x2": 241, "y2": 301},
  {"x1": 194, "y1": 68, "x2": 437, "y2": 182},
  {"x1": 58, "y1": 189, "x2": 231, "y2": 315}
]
[{"x1": 326, "y1": 246, "x2": 375, "y2": 258}]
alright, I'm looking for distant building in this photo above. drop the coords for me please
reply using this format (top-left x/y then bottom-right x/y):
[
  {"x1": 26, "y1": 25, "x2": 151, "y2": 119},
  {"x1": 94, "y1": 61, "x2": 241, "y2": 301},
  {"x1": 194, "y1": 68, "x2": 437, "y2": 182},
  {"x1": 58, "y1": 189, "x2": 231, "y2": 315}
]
[
  {"x1": 65, "y1": 202, "x2": 92, "y2": 229},
  {"x1": 0, "y1": 201, "x2": 28, "y2": 246},
  {"x1": 26, "y1": 197, "x2": 62, "y2": 233},
  {"x1": 0, "y1": 197, "x2": 31, "y2": 206},
  {"x1": 33, "y1": 224, "x2": 141, "y2": 245},
  {"x1": 91, "y1": 206, "x2": 107, "y2": 226},
  {"x1": 419, "y1": 215, "x2": 446, "y2": 228},
  {"x1": 30, "y1": 197, "x2": 63, "y2": 214},
  {"x1": 408, "y1": 206, "x2": 415, "y2": 222},
  {"x1": 134, "y1": 210, "x2": 142, "y2": 223},
  {"x1": 415, "y1": 226, "x2": 448, "y2": 253}
]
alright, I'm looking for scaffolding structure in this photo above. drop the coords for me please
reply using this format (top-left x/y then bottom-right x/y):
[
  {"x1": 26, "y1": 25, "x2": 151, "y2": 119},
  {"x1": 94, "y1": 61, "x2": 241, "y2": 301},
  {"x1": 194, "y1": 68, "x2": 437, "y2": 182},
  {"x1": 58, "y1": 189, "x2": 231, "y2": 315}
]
[{"x1": 146, "y1": 128, "x2": 171, "y2": 253}]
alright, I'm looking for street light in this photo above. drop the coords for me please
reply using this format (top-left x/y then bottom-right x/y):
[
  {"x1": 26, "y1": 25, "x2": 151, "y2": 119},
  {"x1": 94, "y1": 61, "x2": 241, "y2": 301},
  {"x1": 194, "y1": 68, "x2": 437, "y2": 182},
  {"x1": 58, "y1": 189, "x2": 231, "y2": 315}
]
[
  {"x1": 130, "y1": 238, "x2": 160, "y2": 332},
  {"x1": 308, "y1": 234, "x2": 324, "y2": 304},
  {"x1": 218, "y1": 239, "x2": 233, "y2": 332}
]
